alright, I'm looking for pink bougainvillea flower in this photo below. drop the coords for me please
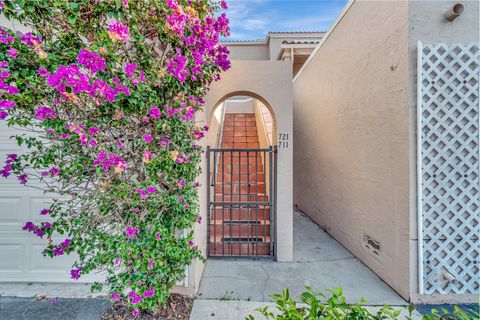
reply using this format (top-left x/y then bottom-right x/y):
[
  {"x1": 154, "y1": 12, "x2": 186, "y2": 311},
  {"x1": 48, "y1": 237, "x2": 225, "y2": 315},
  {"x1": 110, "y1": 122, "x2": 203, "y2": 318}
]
[
  {"x1": 155, "y1": 232, "x2": 161, "y2": 240},
  {"x1": 136, "y1": 188, "x2": 147, "y2": 199},
  {"x1": 93, "y1": 151, "x2": 127, "y2": 172},
  {"x1": 220, "y1": 0, "x2": 228, "y2": 9},
  {"x1": 22, "y1": 221, "x2": 35, "y2": 232},
  {"x1": 0, "y1": 165, "x2": 12, "y2": 177},
  {"x1": 60, "y1": 238, "x2": 71, "y2": 248},
  {"x1": 36, "y1": 66, "x2": 50, "y2": 78},
  {"x1": 77, "y1": 49, "x2": 105, "y2": 74},
  {"x1": 21, "y1": 32, "x2": 42, "y2": 47},
  {"x1": 79, "y1": 133, "x2": 88, "y2": 145},
  {"x1": 147, "y1": 258, "x2": 154, "y2": 268},
  {"x1": 129, "y1": 292, "x2": 143, "y2": 305},
  {"x1": 0, "y1": 100, "x2": 15, "y2": 109},
  {"x1": 177, "y1": 179, "x2": 186, "y2": 189},
  {"x1": 7, "y1": 48, "x2": 17, "y2": 58},
  {"x1": 34, "y1": 106, "x2": 56, "y2": 120},
  {"x1": 124, "y1": 63, "x2": 137, "y2": 78},
  {"x1": 193, "y1": 129, "x2": 205, "y2": 140},
  {"x1": 147, "y1": 105, "x2": 161, "y2": 119},
  {"x1": 59, "y1": 133, "x2": 71, "y2": 139},
  {"x1": 88, "y1": 127, "x2": 100, "y2": 135},
  {"x1": 0, "y1": 28, "x2": 14, "y2": 45},
  {"x1": 108, "y1": 21, "x2": 130, "y2": 42},
  {"x1": 0, "y1": 110, "x2": 8, "y2": 120},
  {"x1": 18, "y1": 173, "x2": 27, "y2": 184},
  {"x1": 124, "y1": 227, "x2": 139, "y2": 238},
  {"x1": 110, "y1": 292, "x2": 121, "y2": 302},
  {"x1": 143, "y1": 287, "x2": 155, "y2": 298},
  {"x1": 165, "y1": 0, "x2": 178, "y2": 9},
  {"x1": 145, "y1": 186, "x2": 156, "y2": 194},
  {"x1": 66, "y1": 123, "x2": 85, "y2": 134},
  {"x1": 132, "y1": 309, "x2": 139, "y2": 318},
  {"x1": 143, "y1": 134, "x2": 153, "y2": 143},
  {"x1": 52, "y1": 247, "x2": 64, "y2": 256},
  {"x1": 49, "y1": 167, "x2": 60, "y2": 176},
  {"x1": 70, "y1": 268, "x2": 81, "y2": 280},
  {"x1": 40, "y1": 209, "x2": 52, "y2": 215},
  {"x1": 167, "y1": 54, "x2": 188, "y2": 83}
]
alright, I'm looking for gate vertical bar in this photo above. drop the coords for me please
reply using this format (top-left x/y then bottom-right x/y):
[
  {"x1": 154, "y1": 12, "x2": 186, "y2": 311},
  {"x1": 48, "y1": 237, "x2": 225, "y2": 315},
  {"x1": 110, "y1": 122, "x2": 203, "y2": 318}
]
[
  {"x1": 247, "y1": 150, "x2": 251, "y2": 256},
  {"x1": 269, "y1": 146, "x2": 273, "y2": 256},
  {"x1": 263, "y1": 149, "x2": 267, "y2": 254},
  {"x1": 213, "y1": 149, "x2": 217, "y2": 257},
  {"x1": 416, "y1": 40, "x2": 424, "y2": 295},
  {"x1": 221, "y1": 150, "x2": 225, "y2": 255},
  {"x1": 274, "y1": 145, "x2": 278, "y2": 258},
  {"x1": 238, "y1": 149, "x2": 241, "y2": 256},
  {"x1": 206, "y1": 146, "x2": 211, "y2": 258},
  {"x1": 255, "y1": 150, "x2": 258, "y2": 256},
  {"x1": 230, "y1": 150, "x2": 233, "y2": 256}
]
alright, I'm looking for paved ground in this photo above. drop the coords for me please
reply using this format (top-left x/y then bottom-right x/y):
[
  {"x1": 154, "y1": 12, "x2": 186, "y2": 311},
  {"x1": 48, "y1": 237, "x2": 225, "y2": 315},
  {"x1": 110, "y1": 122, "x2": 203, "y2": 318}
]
[
  {"x1": 198, "y1": 212, "x2": 406, "y2": 305},
  {"x1": 0, "y1": 297, "x2": 109, "y2": 320},
  {"x1": 0, "y1": 282, "x2": 105, "y2": 298},
  {"x1": 1, "y1": 212, "x2": 470, "y2": 320}
]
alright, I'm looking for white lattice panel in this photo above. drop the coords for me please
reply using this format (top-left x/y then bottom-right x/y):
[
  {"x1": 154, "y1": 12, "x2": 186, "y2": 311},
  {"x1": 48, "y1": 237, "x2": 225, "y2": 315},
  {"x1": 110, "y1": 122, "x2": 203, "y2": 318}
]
[{"x1": 417, "y1": 42, "x2": 480, "y2": 295}]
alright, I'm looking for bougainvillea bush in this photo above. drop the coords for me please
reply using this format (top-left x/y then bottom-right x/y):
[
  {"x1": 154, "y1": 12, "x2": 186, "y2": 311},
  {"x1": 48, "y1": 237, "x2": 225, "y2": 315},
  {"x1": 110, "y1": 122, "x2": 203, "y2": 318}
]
[{"x1": 0, "y1": 0, "x2": 229, "y2": 316}]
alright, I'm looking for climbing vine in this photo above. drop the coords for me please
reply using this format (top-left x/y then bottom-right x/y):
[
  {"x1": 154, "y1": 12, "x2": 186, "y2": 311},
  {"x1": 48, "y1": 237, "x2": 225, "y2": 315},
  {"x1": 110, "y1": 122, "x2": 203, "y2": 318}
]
[{"x1": 0, "y1": 0, "x2": 229, "y2": 316}]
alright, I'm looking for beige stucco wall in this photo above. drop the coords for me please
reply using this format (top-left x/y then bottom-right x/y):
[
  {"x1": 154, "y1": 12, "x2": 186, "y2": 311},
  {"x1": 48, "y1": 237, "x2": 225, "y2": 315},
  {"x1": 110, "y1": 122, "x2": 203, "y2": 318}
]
[
  {"x1": 187, "y1": 60, "x2": 293, "y2": 294},
  {"x1": 293, "y1": 0, "x2": 411, "y2": 300},
  {"x1": 224, "y1": 97, "x2": 255, "y2": 114},
  {"x1": 227, "y1": 43, "x2": 269, "y2": 61},
  {"x1": 407, "y1": 0, "x2": 480, "y2": 304}
]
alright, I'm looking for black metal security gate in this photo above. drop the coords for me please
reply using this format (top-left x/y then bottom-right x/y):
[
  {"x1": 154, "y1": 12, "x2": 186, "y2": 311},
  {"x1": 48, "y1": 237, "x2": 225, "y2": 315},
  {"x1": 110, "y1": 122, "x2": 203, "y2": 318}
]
[{"x1": 207, "y1": 146, "x2": 277, "y2": 258}]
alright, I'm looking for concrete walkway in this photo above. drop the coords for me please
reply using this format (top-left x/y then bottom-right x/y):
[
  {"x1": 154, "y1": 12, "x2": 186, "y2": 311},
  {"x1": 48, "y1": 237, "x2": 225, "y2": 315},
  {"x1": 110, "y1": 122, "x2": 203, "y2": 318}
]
[
  {"x1": 190, "y1": 300, "x2": 423, "y2": 320},
  {"x1": 197, "y1": 212, "x2": 406, "y2": 305}
]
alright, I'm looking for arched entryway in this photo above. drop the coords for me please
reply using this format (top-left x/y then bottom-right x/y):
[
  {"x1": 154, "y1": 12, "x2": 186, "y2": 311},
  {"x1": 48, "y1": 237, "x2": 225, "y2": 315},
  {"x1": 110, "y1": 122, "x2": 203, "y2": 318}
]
[{"x1": 206, "y1": 93, "x2": 277, "y2": 259}]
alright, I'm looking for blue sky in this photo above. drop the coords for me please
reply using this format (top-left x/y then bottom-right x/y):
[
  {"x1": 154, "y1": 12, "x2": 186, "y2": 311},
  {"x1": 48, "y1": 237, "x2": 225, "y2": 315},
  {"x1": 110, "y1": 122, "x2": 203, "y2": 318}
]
[{"x1": 224, "y1": 0, "x2": 348, "y2": 41}]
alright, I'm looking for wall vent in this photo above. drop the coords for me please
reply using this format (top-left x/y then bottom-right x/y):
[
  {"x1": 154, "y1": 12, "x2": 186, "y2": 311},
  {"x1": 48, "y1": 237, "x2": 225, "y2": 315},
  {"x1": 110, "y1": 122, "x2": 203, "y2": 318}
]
[{"x1": 363, "y1": 234, "x2": 381, "y2": 256}]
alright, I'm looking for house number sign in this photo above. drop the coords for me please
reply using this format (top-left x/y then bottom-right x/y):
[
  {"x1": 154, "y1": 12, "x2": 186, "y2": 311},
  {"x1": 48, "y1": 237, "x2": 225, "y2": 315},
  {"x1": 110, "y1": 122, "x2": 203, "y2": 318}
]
[{"x1": 278, "y1": 133, "x2": 289, "y2": 149}]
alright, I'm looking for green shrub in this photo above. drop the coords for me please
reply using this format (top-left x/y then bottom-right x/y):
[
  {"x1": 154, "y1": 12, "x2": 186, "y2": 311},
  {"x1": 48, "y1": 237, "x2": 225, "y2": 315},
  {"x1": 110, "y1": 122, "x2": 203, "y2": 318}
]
[{"x1": 246, "y1": 287, "x2": 479, "y2": 320}]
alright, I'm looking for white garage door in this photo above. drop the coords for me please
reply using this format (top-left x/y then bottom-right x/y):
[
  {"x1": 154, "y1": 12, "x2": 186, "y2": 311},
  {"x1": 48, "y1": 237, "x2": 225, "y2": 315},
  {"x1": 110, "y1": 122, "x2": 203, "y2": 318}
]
[{"x1": 0, "y1": 122, "x2": 82, "y2": 282}]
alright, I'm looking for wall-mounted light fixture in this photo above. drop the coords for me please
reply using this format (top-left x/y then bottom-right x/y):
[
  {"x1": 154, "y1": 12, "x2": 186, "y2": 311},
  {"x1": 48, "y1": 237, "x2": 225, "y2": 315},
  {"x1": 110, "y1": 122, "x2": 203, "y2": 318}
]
[{"x1": 444, "y1": 3, "x2": 464, "y2": 21}]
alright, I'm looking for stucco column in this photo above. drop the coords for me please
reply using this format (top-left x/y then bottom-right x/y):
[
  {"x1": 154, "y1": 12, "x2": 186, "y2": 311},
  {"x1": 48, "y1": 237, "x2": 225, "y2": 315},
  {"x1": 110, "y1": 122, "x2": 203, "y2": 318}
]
[{"x1": 202, "y1": 60, "x2": 294, "y2": 262}]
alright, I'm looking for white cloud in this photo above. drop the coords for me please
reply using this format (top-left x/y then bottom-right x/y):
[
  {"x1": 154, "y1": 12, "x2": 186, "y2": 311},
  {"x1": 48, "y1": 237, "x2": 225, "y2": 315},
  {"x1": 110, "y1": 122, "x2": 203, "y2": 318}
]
[{"x1": 225, "y1": 0, "x2": 275, "y2": 40}]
